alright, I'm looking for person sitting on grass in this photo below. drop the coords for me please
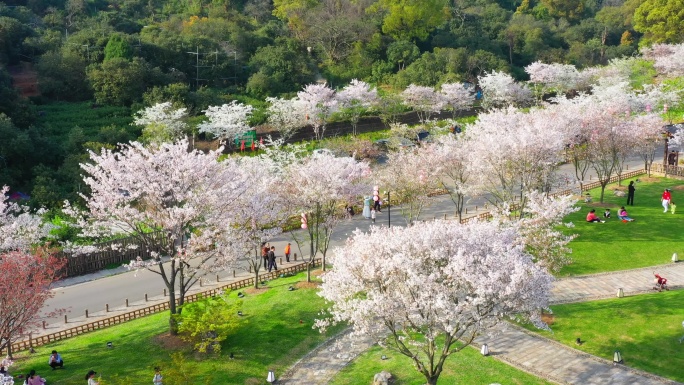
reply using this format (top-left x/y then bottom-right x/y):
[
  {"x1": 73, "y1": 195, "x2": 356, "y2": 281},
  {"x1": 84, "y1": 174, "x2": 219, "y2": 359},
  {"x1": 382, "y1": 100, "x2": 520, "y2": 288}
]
[
  {"x1": 617, "y1": 207, "x2": 634, "y2": 222},
  {"x1": 586, "y1": 209, "x2": 604, "y2": 223},
  {"x1": 48, "y1": 350, "x2": 63, "y2": 370},
  {"x1": 603, "y1": 209, "x2": 611, "y2": 218}
]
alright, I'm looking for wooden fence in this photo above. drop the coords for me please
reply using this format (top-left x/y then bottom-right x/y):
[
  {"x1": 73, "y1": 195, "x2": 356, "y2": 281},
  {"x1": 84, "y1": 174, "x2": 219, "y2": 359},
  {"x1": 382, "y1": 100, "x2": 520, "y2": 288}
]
[
  {"x1": 5, "y1": 259, "x2": 321, "y2": 355},
  {"x1": 579, "y1": 169, "x2": 646, "y2": 191},
  {"x1": 651, "y1": 163, "x2": 684, "y2": 178},
  {"x1": 58, "y1": 232, "x2": 169, "y2": 278}
]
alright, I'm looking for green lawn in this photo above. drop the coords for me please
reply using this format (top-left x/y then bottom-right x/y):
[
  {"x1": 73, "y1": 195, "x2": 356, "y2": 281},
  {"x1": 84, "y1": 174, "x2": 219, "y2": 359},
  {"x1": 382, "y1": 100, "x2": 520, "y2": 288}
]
[
  {"x1": 560, "y1": 177, "x2": 684, "y2": 276},
  {"x1": 9, "y1": 273, "x2": 343, "y2": 384},
  {"x1": 329, "y1": 344, "x2": 552, "y2": 385},
  {"x1": 529, "y1": 291, "x2": 684, "y2": 382}
]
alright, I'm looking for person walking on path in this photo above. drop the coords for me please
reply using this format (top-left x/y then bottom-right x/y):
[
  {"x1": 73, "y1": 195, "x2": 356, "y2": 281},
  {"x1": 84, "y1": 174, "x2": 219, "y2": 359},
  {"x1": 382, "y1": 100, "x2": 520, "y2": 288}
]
[
  {"x1": 662, "y1": 189, "x2": 672, "y2": 213},
  {"x1": 627, "y1": 181, "x2": 635, "y2": 205},
  {"x1": 284, "y1": 243, "x2": 291, "y2": 263},
  {"x1": 268, "y1": 246, "x2": 278, "y2": 272}
]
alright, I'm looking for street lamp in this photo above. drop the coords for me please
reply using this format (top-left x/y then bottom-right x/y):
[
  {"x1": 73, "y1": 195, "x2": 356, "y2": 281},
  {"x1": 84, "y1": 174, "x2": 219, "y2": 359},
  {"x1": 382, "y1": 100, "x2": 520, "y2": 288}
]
[{"x1": 613, "y1": 350, "x2": 623, "y2": 365}]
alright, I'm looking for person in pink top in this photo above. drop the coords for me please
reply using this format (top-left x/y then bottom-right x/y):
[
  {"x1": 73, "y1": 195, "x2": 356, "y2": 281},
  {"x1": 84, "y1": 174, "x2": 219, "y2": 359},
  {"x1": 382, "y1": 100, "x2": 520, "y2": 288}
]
[
  {"x1": 26, "y1": 370, "x2": 46, "y2": 385},
  {"x1": 662, "y1": 189, "x2": 672, "y2": 213},
  {"x1": 586, "y1": 209, "x2": 604, "y2": 223}
]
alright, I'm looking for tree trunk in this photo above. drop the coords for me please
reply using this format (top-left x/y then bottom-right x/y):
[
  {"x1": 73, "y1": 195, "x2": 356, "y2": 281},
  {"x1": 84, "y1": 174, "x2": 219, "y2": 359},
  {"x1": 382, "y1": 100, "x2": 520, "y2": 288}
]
[
  {"x1": 254, "y1": 266, "x2": 260, "y2": 289},
  {"x1": 6, "y1": 338, "x2": 12, "y2": 360},
  {"x1": 168, "y1": 290, "x2": 179, "y2": 335}
]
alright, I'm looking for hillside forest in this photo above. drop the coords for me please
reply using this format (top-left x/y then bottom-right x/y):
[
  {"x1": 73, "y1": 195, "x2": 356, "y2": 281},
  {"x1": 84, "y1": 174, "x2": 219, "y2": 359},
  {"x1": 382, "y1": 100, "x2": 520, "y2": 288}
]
[{"x1": 0, "y1": 0, "x2": 682, "y2": 209}]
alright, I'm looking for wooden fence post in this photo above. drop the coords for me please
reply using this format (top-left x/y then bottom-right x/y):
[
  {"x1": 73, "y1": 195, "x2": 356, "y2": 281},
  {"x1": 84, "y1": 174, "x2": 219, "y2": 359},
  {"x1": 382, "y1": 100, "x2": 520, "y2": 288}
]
[
  {"x1": 125, "y1": 298, "x2": 129, "y2": 307},
  {"x1": 145, "y1": 294, "x2": 148, "y2": 302},
  {"x1": 106, "y1": 304, "x2": 109, "y2": 312},
  {"x1": 85, "y1": 309, "x2": 89, "y2": 318},
  {"x1": 64, "y1": 315, "x2": 68, "y2": 324},
  {"x1": 294, "y1": 253, "x2": 297, "y2": 261}
]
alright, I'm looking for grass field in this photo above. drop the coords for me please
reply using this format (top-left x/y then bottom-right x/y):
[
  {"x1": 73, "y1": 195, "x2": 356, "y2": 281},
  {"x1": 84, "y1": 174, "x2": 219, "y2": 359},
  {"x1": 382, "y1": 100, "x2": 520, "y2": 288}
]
[
  {"x1": 328, "y1": 344, "x2": 553, "y2": 385},
  {"x1": 9, "y1": 273, "x2": 343, "y2": 384},
  {"x1": 528, "y1": 291, "x2": 684, "y2": 382},
  {"x1": 559, "y1": 177, "x2": 684, "y2": 276}
]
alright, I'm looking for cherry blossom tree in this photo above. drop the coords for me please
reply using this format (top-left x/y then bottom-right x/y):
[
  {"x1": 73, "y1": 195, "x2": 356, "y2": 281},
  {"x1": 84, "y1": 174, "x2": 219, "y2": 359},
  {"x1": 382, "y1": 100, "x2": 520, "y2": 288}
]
[
  {"x1": 64, "y1": 140, "x2": 250, "y2": 334},
  {"x1": 1, "y1": 186, "x2": 52, "y2": 252},
  {"x1": 525, "y1": 61, "x2": 580, "y2": 103},
  {"x1": 440, "y1": 82, "x2": 474, "y2": 118},
  {"x1": 376, "y1": 147, "x2": 442, "y2": 225},
  {"x1": 133, "y1": 102, "x2": 188, "y2": 145},
  {"x1": 226, "y1": 156, "x2": 286, "y2": 289},
  {"x1": 0, "y1": 249, "x2": 65, "y2": 358},
  {"x1": 433, "y1": 135, "x2": 475, "y2": 221},
  {"x1": 400, "y1": 84, "x2": 445, "y2": 123},
  {"x1": 198, "y1": 101, "x2": 254, "y2": 144},
  {"x1": 316, "y1": 220, "x2": 552, "y2": 385},
  {"x1": 266, "y1": 97, "x2": 308, "y2": 142},
  {"x1": 478, "y1": 70, "x2": 532, "y2": 110},
  {"x1": 465, "y1": 107, "x2": 568, "y2": 214},
  {"x1": 630, "y1": 113, "x2": 667, "y2": 175},
  {"x1": 280, "y1": 152, "x2": 370, "y2": 279},
  {"x1": 297, "y1": 83, "x2": 338, "y2": 140},
  {"x1": 514, "y1": 191, "x2": 578, "y2": 273},
  {"x1": 641, "y1": 43, "x2": 684, "y2": 78},
  {"x1": 337, "y1": 79, "x2": 379, "y2": 136}
]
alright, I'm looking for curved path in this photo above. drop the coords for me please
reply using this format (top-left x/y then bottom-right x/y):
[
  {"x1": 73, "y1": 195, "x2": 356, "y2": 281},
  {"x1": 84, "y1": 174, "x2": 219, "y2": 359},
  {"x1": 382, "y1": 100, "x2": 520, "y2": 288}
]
[{"x1": 279, "y1": 264, "x2": 684, "y2": 385}]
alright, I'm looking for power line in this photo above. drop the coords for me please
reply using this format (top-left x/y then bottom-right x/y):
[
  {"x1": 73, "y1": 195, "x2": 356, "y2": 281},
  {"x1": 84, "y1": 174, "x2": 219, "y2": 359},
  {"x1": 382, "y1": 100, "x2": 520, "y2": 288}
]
[{"x1": 186, "y1": 46, "x2": 213, "y2": 90}]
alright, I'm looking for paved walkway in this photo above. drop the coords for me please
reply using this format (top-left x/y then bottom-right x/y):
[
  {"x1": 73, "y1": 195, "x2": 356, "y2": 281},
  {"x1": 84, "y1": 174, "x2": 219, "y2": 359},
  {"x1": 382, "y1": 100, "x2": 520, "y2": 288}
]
[{"x1": 279, "y1": 265, "x2": 684, "y2": 385}]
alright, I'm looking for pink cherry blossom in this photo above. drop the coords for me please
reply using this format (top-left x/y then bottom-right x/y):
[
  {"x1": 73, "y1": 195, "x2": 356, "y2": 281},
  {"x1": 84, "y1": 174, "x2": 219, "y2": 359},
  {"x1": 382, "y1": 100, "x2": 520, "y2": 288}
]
[{"x1": 316, "y1": 219, "x2": 552, "y2": 385}]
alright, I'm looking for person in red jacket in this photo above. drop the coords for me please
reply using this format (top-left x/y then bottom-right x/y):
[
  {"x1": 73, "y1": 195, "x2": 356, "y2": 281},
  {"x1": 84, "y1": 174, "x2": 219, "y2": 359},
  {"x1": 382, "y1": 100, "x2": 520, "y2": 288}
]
[
  {"x1": 586, "y1": 209, "x2": 604, "y2": 223},
  {"x1": 662, "y1": 189, "x2": 672, "y2": 213}
]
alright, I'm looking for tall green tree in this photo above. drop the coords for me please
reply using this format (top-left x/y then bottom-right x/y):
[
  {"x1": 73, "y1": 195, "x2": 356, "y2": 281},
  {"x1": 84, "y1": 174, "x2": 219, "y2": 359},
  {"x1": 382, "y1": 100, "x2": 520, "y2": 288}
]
[
  {"x1": 633, "y1": 0, "x2": 684, "y2": 44},
  {"x1": 368, "y1": 0, "x2": 450, "y2": 41},
  {"x1": 104, "y1": 34, "x2": 134, "y2": 61}
]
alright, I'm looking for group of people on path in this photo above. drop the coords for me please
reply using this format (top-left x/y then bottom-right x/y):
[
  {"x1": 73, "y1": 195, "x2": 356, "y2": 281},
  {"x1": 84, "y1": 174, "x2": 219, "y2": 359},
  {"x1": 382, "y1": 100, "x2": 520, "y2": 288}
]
[
  {"x1": 261, "y1": 242, "x2": 292, "y2": 272},
  {"x1": 587, "y1": 182, "x2": 677, "y2": 223}
]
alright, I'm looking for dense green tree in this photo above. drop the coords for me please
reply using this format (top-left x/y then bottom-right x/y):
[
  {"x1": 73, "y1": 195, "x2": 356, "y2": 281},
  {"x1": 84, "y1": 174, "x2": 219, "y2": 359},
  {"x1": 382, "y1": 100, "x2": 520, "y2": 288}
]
[
  {"x1": 36, "y1": 50, "x2": 92, "y2": 101},
  {"x1": 246, "y1": 38, "x2": 314, "y2": 96},
  {"x1": 104, "y1": 34, "x2": 134, "y2": 61},
  {"x1": 387, "y1": 40, "x2": 420, "y2": 71},
  {"x1": 633, "y1": 0, "x2": 684, "y2": 44},
  {"x1": 87, "y1": 57, "x2": 149, "y2": 106},
  {"x1": 369, "y1": 0, "x2": 450, "y2": 41}
]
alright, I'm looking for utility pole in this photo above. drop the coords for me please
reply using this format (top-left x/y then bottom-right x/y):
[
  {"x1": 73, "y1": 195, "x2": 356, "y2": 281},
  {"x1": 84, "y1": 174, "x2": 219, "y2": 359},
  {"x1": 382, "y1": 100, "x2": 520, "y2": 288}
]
[{"x1": 187, "y1": 46, "x2": 211, "y2": 90}]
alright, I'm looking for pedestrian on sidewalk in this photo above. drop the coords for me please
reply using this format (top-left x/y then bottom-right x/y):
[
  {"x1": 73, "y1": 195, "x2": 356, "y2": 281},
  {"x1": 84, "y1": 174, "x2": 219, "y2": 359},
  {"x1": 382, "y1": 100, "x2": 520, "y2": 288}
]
[
  {"x1": 261, "y1": 243, "x2": 269, "y2": 268},
  {"x1": 627, "y1": 181, "x2": 635, "y2": 205},
  {"x1": 662, "y1": 189, "x2": 672, "y2": 213},
  {"x1": 284, "y1": 243, "x2": 291, "y2": 262},
  {"x1": 268, "y1": 246, "x2": 278, "y2": 272},
  {"x1": 371, "y1": 208, "x2": 376, "y2": 223}
]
